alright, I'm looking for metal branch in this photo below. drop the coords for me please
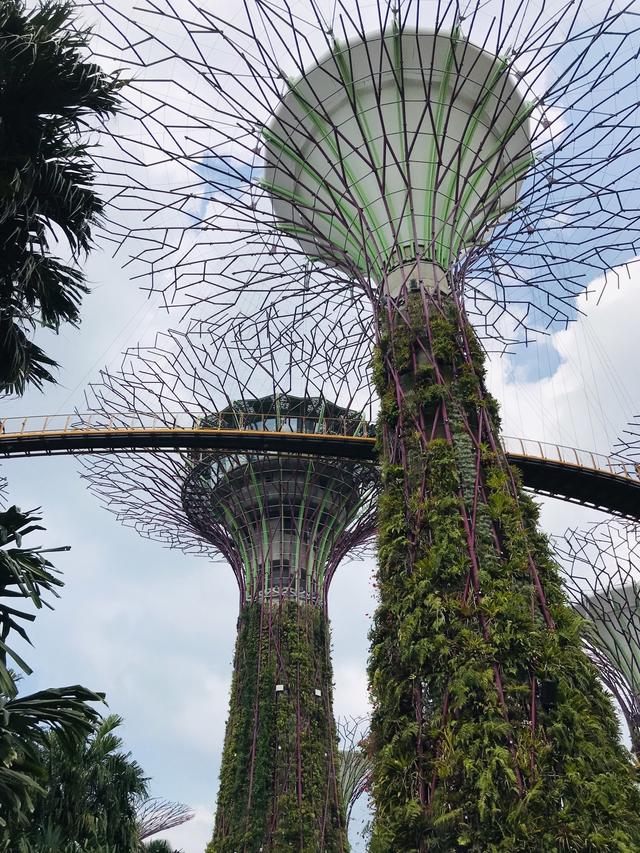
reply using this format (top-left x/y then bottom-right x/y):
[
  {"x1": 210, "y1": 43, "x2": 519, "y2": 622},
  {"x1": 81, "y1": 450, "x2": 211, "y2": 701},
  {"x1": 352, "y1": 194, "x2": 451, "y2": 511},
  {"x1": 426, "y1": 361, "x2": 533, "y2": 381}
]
[
  {"x1": 555, "y1": 520, "x2": 640, "y2": 754},
  {"x1": 81, "y1": 0, "x2": 640, "y2": 349},
  {"x1": 137, "y1": 797, "x2": 195, "y2": 840},
  {"x1": 336, "y1": 715, "x2": 371, "y2": 830}
]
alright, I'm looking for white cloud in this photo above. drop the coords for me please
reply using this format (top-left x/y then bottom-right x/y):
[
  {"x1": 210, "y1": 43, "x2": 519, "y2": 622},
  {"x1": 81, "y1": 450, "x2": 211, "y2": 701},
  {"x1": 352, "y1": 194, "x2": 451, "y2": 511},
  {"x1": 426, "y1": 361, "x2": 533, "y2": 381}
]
[{"x1": 486, "y1": 263, "x2": 640, "y2": 454}]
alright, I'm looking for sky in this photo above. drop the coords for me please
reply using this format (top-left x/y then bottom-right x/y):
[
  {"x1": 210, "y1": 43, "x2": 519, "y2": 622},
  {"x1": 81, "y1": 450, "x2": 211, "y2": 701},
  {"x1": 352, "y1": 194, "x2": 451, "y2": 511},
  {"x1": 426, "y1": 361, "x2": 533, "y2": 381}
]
[{"x1": 3, "y1": 1, "x2": 640, "y2": 850}]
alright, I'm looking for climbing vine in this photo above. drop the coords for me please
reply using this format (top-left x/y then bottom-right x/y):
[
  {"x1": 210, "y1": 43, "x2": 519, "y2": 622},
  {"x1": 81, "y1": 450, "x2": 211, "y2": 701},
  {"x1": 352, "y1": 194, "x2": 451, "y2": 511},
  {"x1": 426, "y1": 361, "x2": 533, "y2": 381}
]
[
  {"x1": 209, "y1": 600, "x2": 349, "y2": 852},
  {"x1": 367, "y1": 291, "x2": 640, "y2": 851}
]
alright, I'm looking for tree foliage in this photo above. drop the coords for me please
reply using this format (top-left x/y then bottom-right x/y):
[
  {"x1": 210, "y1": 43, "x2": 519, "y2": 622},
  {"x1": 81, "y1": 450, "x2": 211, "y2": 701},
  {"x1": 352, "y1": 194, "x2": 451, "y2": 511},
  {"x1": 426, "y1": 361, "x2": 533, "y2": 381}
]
[
  {"x1": 143, "y1": 841, "x2": 184, "y2": 853},
  {"x1": 0, "y1": 0, "x2": 121, "y2": 394},
  {"x1": 11, "y1": 713, "x2": 148, "y2": 851},
  {"x1": 0, "y1": 683, "x2": 103, "y2": 840},
  {"x1": 0, "y1": 503, "x2": 103, "y2": 840},
  {"x1": 0, "y1": 505, "x2": 66, "y2": 694}
]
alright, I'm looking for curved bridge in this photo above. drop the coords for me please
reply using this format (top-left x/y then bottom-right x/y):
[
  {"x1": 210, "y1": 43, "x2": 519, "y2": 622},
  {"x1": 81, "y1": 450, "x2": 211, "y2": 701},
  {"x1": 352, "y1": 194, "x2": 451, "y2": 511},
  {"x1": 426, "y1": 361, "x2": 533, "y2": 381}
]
[{"x1": 0, "y1": 414, "x2": 638, "y2": 521}]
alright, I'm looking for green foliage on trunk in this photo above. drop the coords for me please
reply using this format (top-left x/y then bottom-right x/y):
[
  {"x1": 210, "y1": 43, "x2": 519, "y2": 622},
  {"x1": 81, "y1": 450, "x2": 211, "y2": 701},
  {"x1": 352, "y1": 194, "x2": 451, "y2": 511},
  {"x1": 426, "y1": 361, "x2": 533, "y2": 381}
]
[
  {"x1": 367, "y1": 295, "x2": 640, "y2": 851},
  {"x1": 209, "y1": 600, "x2": 349, "y2": 852}
]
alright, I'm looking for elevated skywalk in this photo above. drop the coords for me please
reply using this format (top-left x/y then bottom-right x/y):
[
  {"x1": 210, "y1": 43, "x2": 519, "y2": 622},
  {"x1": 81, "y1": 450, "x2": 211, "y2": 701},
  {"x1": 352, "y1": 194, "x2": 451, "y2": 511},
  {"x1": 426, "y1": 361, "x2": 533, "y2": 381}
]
[{"x1": 0, "y1": 414, "x2": 638, "y2": 521}]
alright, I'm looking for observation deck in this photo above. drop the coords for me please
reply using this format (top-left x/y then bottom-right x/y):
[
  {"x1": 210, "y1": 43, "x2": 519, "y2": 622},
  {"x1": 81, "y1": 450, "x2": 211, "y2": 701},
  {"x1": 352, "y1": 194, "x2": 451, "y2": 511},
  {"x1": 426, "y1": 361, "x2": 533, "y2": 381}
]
[{"x1": 0, "y1": 413, "x2": 638, "y2": 521}]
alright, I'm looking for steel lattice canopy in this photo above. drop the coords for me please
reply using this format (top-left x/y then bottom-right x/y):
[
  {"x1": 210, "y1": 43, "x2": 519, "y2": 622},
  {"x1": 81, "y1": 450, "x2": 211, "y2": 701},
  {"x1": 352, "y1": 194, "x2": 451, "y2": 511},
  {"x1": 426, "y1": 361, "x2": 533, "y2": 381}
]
[
  {"x1": 263, "y1": 28, "x2": 533, "y2": 286},
  {"x1": 574, "y1": 582, "x2": 640, "y2": 697}
]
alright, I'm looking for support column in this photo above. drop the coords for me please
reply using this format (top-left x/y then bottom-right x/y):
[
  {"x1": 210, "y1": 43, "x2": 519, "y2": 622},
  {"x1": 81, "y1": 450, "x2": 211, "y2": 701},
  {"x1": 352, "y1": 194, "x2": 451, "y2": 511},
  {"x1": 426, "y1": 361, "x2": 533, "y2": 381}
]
[
  {"x1": 210, "y1": 600, "x2": 349, "y2": 852},
  {"x1": 367, "y1": 287, "x2": 640, "y2": 850}
]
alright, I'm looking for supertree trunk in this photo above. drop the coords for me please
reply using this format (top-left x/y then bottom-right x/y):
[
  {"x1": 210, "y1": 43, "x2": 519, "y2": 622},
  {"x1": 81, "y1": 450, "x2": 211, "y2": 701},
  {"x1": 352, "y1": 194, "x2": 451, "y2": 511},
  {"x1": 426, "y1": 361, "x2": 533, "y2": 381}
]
[
  {"x1": 209, "y1": 599, "x2": 349, "y2": 852},
  {"x1": 367, "y1": 288, "x2": 640, "y2": 851}
]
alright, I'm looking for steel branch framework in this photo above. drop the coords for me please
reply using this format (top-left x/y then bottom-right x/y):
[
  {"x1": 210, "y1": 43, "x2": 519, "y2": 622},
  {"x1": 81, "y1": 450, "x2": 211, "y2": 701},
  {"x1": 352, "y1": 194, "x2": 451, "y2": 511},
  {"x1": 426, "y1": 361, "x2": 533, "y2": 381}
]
[
  {"x1": 81, "y1": 328, "x2": 377, "y2": 568},
  {"x1": 82, "y1": 0, "x2": 640, "y2": 355},
  {"x1": 616, "y1": 417, "x2": 640, "y2": 472},
  {"x1": 336, "y1": 715, "x2": 371, "y2": 833},
  {"x1": 136, "y1": 798, "x2": 195, "y2": 840},
  {"x1": 556, "y1": 522, "x2": 640, "y2": 756}
]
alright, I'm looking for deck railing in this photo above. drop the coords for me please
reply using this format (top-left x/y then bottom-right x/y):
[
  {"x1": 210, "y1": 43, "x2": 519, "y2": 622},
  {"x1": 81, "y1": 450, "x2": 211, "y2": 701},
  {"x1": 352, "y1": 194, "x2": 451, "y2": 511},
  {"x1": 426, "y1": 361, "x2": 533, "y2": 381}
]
[
  {"x1": 0, "y1": 411, "x2": 375, "y2": 438},
  {"x1": 501, "y1": 435, "x2": 639, "y2": 482},
  {"x1": 0, "y1": 414, "x2": 637, "y2": 482}
]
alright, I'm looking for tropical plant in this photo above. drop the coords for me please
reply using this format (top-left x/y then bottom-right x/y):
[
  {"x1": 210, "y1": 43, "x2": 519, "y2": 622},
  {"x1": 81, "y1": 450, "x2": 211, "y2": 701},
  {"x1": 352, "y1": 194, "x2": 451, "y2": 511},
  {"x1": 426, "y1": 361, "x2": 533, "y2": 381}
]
[
  {"x1": 208, "y1": 600, "x2": 349, "y2": 852},
  {"x1": 17, "y1": 713, "x2": 148, "y2": 851},
  {"x1": 0, "y1": 0, "x2": 121, "y2": 394},
  {"x1": 0, "y1": 682, "x2": 103, "y2": 840},
  {"x1": 0, "y1": 504, "x2": 67, "y2": 694},
  {"x1": 143, "y1": 840, "x2": 184, "y2": 853},
  {"x1": 0, "y1": 504, "x2": 104, "y2": 843},
  {"x1": 368, "y1": 296, "x2": 640, "y2": 849}
]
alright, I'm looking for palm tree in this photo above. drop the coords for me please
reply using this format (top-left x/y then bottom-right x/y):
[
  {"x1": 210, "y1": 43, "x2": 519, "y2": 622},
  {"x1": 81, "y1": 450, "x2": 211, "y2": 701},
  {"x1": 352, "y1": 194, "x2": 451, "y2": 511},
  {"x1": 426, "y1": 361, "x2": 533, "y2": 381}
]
[
  {"x1": 143, "y1": 841, "x2": 184, "y2": 853},
  {"x1": 0, "y1": 504, "x2": 67, "y2": 694},
  {"x1": 0, "y1": 504, "x2": 104, "y2": 843},
  {"x1": 0, "y1": 684, "x2": 103, "y2": 840},
  {"x1": 22, "y1": 714, "x2": 148, "y2": 850},
  {"x1": 0, "y1": 0, "x2": 121, "y2": 394}
]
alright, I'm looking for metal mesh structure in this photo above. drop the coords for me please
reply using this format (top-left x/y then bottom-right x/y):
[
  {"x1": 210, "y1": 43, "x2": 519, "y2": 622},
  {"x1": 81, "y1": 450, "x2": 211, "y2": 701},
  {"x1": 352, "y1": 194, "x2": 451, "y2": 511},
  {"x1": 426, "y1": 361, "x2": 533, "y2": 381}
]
[
  {"x1": 616, "y1": 418, "x2": 640, "y2": 474},
  {"x1": 81, "y1": 0, "x2": 640, "y2": 353},
  {"x1": 182, "y1": 396, "x2": 378, "y2": 605},
  {"x1": 82, "y1": 328, "x2": 376, "y2": 560},
  {"x1": 136, "y1": 798, "x2": 195, "y2": 841},
  {"x1": 336, "y1": 716, "x2": 371, "y2": 832},
  {"x1": 556, "y1": 521, "x2": 640, "y2": 755},
  {"x1": 82, "y1": 330, "x2": 378, "y2": 850}
]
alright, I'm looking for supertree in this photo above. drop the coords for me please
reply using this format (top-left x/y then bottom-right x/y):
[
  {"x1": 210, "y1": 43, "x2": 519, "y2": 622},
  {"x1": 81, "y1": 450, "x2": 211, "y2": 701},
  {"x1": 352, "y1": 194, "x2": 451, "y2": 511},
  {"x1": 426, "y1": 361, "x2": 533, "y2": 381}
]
[
  {"x1": 136, "y1": 798, "x2": 195, "y2": 841},
  {"x1": 335, "y1": 716, "x2": 371, "y2": 833},
  {"x1": 81, "y1": 329, "x2": 378, "y2": 852},
  {"x1": 82, "y1": 0, "x2": 640, "y2": 847},
  {"x1": 555, "y1": 521, "x2": 640, "y2": 757}
]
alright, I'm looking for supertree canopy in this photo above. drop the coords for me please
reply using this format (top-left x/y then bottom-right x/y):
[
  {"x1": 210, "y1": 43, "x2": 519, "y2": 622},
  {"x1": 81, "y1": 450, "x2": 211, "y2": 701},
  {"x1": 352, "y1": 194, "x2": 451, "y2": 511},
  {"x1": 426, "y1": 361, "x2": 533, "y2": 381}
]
[
  {"x1": 556, "y1": 521, "x2": 640, "y2": 757},
  {"x1": 184, "y1": 394, "x2": 375, "y2": 606},
  {"x1": 83, "y1": 0, "x2": 640, "y2": 350},
  {"x1": 82, "y1": 330, "x2": 378, "y2": 851},
  {"x1": 82, "y1": 0, "x2": 640, "y2": 848},
  {"x1": 262, "y1": 29, "x2": 532, "y2": 289},
  {"x1": 335, "y1": 716, "x2": 371, "y2": 833},
  {"x1": 136, "y1": 797, "x2": 195, "y2": 841}
]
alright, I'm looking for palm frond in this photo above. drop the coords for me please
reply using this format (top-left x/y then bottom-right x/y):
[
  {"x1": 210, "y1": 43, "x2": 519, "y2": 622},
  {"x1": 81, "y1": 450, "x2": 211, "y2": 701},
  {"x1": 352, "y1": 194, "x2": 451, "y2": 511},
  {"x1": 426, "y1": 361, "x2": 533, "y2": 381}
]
[
  {"x1": 0, "y1": 505, "x2": 65, "y2": 693},
  {"x1": 0, "y1": 0, "x2": 122, "y2": 396}
]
